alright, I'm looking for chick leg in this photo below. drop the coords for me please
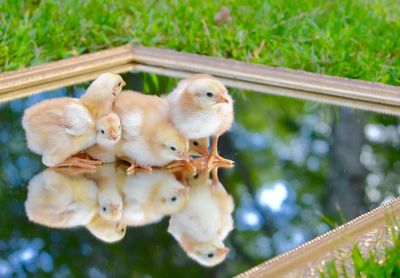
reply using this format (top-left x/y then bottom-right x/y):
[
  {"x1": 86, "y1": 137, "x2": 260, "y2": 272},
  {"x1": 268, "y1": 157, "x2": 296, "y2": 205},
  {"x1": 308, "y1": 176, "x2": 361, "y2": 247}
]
[
  {"x1": 211, "y1": 167, "x2": 221, "y2": 187},
  {"x1": 207, "y1": 136, "x2": 234, "y2": 169},
  {"x1": 56, "y1": 157, "x2": 102, "y2": 169}
]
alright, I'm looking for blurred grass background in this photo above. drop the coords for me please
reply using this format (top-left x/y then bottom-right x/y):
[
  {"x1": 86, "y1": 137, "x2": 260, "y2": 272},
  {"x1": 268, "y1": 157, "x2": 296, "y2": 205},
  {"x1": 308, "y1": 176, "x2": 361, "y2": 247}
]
[{"x1": 1, "y1": 0, "x2": 400, "y2": 86}]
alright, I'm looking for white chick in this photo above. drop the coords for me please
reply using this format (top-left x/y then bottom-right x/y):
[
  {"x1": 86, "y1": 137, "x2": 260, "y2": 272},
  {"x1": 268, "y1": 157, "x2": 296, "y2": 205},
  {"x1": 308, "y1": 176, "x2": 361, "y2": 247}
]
[
  {"x1": 120, "y1": 167, "x2": 189, "y2": 226},
  {"x1": 113, "y1": 90, "x2": 193, "y2": 174},
  {"x1": 167, "y1": 74, "x2": 234, "y2": 169},
  {"x1": 22, "y1": 98, "x2": 120, "y2": 168},
  {"x1": 25, "y1": 168, "x2": 98, "y2": 228},
  {"x1": 86, "y1": 215, "x2": 126, "y2": 243},
  {"x1": 86, "y1": 112, "x2": 121, "y2": 163},
  {"x1": 86, "y1": 164, "x2": 123, "y2": 221},
  {"x1": 80, "y1": 72, "x2": 126, "y2": 119},
  {"x1": 168, "y1": 168, "x2": 234, "y2": 267}
]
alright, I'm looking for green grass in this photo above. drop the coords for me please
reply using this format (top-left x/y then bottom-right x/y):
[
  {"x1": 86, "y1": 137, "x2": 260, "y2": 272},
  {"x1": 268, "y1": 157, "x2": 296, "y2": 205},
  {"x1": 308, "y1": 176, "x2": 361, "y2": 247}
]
[
  {"x1": 1, "y1": 0, "x2": 400, "y2": 86},
  {"x1": 320, "y1": 223, "x2": 400, "y2": 278}
]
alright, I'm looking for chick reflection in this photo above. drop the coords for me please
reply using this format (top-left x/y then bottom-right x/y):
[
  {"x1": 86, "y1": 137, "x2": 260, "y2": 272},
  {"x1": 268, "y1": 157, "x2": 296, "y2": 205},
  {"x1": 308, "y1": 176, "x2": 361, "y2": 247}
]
[
  {"x1": 25, "y1": 168, "x2": 98, "y2": 228},
  {"x1": 168, "y1": 166, "x2": 234, "y2": 267},
  {"x1": 120, "y1": 166, "x2": 189, "y2": 226},
  {"x1": 86, "y1": 164, "x2": 123, "y2": 221},
  {"x1": 25, "y1": 167, "x2": 126, "y2": 243}
]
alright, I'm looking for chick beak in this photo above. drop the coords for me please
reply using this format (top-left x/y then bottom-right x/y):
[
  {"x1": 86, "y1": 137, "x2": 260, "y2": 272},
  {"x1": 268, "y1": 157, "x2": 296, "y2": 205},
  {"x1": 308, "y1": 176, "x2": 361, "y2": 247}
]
[
  {"x1": 108, "y1": 129, "x2": 119, "y2": 141},
  {"x1": 216, "y1": 247, "x2": 229, "y2": 255},
  {"x1": 121, "y1": 80, "x2": 126, "y2": 87},
  {"x1": 110, "y1": 204, "x2": 120, "y2": 215},
  {"x1": 197, "y1": 147, "x2": 209, "y2": 156},
  {"x1": 177, "y1": 186, "x2": 190, "y2": 196},
  {"x1": 180, "y1": 152, "x2": 190, "y2": 162},
  {"x1": 217, "y1": 96, "x2": 229, "y2": 104}
]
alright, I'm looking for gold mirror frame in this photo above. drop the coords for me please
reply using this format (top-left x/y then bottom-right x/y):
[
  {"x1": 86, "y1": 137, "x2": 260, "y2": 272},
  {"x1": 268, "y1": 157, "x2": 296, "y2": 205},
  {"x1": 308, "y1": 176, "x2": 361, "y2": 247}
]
[{"x1": 1, "y1": 44, "x2": 400, "y2": 277}]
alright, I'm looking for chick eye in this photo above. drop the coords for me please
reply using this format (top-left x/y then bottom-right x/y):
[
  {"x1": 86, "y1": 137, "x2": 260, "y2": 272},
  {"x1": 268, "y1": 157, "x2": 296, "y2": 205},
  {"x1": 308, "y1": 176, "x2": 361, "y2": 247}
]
[
  {"x1": 101, "y1": 129, "x2": 105, "y2": 134},
  {"x1": 193, "y1": 173, "x2": 199, "y2": 179},
  {"x1": 171, "y1": 196, "x2": 177, "y2": 202},
  {"x1": 206, "y1": 92, "x2": 213, "y2": 97},
  {"x1": 193, "y1": 141, "x2": 199, "y2": 147},
  {"x1": 102, "y1": 206, "x2": 107, "y2": 212},
  {"x1": 170, "y1": 146, "x2": 176, "y2": 151},
  {"x1": 207, "y1": 253, "x2": 214, "y2": 258},
  {"x1": 121, "y1": 228, "x2": 125, "y2": 233},
  {"x1": 118, "y1": 82, "x2": 122, "y2": 86}
]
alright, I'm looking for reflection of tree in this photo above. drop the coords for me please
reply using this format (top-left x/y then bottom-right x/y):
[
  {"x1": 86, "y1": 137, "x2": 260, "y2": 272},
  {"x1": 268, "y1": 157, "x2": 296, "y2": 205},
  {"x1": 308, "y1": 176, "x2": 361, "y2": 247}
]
[{"x1": 326, "y1": 109, "x2": 367, "y2": 221}]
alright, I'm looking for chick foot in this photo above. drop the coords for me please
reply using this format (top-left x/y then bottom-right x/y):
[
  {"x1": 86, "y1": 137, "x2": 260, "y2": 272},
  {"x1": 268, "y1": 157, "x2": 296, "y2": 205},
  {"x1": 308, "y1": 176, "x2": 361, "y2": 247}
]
[
  {"x1": 56, "y1": 157, "x2": 102, "y2": 169},
  {"x1": 207, "y1": 136, "x2": 234, "y2": 169}
]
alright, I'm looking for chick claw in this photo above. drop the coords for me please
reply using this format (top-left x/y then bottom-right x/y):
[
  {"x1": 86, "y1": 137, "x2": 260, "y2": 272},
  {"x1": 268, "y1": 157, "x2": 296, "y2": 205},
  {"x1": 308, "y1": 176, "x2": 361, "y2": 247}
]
[
  {"x1": 56, "y1": 157, "x2": 102, "y2": 169},
  {"x1": 126, "y1": 163, "x2": 152, "y2": 175},
  {"x1": 166, "y1": 160, "x2": 196, "y2": 175},
  {"x1": 207, "y1": 154, "x2": 234, "y2": 170}
]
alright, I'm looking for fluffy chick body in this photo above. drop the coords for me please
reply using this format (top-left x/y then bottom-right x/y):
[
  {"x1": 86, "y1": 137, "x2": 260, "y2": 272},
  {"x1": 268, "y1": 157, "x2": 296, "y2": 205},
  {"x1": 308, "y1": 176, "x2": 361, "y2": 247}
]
[
  {"x1": 22, "y1": 98, "x2": 97, "y2": 167},
  {"x1": 25, "y1": 169, "x2": 98, "y2": 228},
  {"x1": 168, "y1": 170, "x2": 234, "y2": 266},
  {"x1": 121, "y1": 168, "x2": 189, "y2": 226},
  {"x1": 114, "y1": 90, "x2": 189, "y2": 167},
  {"x1": 86, "y1": 214, "x2": 126, "y2": 243},
  {"x1": 86, "y1": 164, "x2": 123, "y2": 221},
  {"x1": 80, "y1": 72, "x2": 126, "y2": 119},
  {"x1": 167, "y1": 74, "x2": 234, "y2": 139},
  {"x1": 23, "y1": 98, "x2": 122, "y2": 167}
]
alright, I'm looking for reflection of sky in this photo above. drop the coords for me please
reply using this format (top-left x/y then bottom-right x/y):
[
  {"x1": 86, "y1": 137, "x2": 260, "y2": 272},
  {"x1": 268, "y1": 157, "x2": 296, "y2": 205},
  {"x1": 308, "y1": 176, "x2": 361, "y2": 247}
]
[
  {"x1": 257, "y1": 181, "x2": 288, "y2": 212},
  {"x1": 0, "y1": 238, "x2": 53, "y2": 276}
]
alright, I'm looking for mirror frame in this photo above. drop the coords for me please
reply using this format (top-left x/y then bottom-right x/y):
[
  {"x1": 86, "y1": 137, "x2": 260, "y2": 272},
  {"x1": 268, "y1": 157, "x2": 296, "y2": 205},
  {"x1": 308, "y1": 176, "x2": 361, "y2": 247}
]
[{"x1": 1, "y1": 44, "x2": 400, "y2": 277}]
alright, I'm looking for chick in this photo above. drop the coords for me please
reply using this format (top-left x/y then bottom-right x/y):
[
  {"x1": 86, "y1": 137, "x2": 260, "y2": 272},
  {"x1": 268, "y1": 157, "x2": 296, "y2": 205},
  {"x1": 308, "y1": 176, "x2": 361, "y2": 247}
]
[
  {"x1": 86, "y1": 112, "x2": 121, "y2": 163},
  {"x1": 85, "y1": 164, "x2": 123, "y2": 222},
  {"x1": 120, "y1": 167, "x2": 189, "y2": 226},
  {"x1": 25, "y1": 168, "x2": 98, "y2": 228},
  {"x1": 80, "y1": 72, "x2": 126, "y2": 119},
  {"x1": 168, "y1": 167, "x2": 234, "y2": 267},
  {"x1": 189, "y1": 138, "x2": 209, "y2": 157},
  {"x1": 167, "y1": 74, "x2": 234, "y2": 169},
  {"x1": 22, "y1": 97, "x2": 121, "y2": 168},
  {"x1": 86, "y1": 215, "x2": 126, "y2": 243},
  {"x1": 113, "y1": 90, "x2": 193, "y2": 174}
]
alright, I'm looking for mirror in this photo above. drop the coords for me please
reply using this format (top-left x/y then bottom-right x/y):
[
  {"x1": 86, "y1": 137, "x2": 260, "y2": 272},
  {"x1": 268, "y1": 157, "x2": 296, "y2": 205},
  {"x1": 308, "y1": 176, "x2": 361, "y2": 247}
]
[{"x1": 0, "y1": 71, "x2": 398, "y2": 276}]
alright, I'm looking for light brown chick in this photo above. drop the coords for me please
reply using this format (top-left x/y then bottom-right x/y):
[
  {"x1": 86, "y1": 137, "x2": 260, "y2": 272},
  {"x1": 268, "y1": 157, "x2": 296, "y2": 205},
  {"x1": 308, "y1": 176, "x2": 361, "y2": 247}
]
[
  {"x1": 168, "y1": 168, "x2": 234, "y2": 267},
  {"x1": 167, "y1": 74, "x2": 234, "y2": 169},
  {"x1": 113, "y1": 90, "x2": 193, "y2": 174},
  {"x1": 80, "y1": 72, "x2": 126, "y2": 120}
]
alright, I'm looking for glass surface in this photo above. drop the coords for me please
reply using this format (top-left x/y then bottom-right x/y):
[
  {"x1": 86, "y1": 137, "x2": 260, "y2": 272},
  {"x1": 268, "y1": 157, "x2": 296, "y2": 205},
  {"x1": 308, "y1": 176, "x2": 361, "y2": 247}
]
[{"x1": 1, "y1": 71, "x2": 399, "y2": 277}]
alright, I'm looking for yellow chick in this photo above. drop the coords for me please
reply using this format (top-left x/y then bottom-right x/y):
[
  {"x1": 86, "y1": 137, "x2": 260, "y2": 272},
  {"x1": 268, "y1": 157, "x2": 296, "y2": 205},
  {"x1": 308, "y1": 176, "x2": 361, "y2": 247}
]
[
  {"x1": 86, "y1": 112, "x2": 121, "y2": 163},
  {"x1": 85, "y1": 214, "x2": 126, "y2": 243},
  {"x1": 189, "y1": 138, "x2": 209, "y2": 157},
  {"x1": 86, "y1": 164, "x2": 123, "y2": 221},
  {"x1": 113, "y1": 90, "x2": 192, "y2": 174},
  {"x1": 22, "y1": 98, "x2": 120, "y2": 168},
  {"x1": 120, "y1": 167, "x2": 189, "y2": 226},
  {"x1": 168, "y1": 168, "x2": 234, "y2": 267},
  {"x1": 167, "y1": 74, "x2": 234, "y2": 169},
  {"x1": 80, "y1": 72, "x2": 126, "y2": 119},
  {"x1": 25, "y1": 168, "x2": 98, "y2": 228}
]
